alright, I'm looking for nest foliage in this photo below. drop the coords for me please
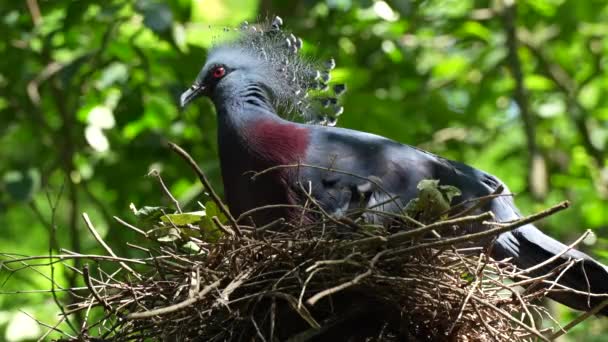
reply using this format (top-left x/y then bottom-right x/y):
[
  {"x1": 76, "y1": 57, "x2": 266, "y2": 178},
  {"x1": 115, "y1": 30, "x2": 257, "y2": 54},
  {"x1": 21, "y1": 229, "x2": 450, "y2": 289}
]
[{"x1": 68, "y1": 215, "x2": 544, "y2": 341}]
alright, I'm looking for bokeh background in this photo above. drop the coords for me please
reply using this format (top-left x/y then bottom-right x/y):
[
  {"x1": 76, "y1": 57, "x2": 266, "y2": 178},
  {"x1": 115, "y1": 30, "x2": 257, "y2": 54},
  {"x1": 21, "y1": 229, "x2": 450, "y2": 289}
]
[{"x1": 1, "y1": 0, "x2": 607, "y2": 340}]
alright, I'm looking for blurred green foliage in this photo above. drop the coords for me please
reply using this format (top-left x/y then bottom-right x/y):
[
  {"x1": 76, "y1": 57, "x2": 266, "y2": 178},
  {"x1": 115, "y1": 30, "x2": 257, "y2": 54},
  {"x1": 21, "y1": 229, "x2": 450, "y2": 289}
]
[{"x1": 0, "y1": 0, "x2": 607, "y2": 340}]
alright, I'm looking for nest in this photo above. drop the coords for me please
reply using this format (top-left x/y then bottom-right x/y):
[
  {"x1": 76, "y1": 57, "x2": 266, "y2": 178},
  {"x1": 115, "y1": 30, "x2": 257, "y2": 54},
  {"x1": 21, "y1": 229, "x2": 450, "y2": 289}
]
[{"x1": 8, "y1": 144, "x2": 597, "y2": 341}]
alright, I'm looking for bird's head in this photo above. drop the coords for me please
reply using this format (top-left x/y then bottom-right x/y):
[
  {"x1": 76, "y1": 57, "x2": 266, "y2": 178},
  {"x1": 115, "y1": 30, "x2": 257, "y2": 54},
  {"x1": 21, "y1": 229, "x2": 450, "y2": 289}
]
[{"x1": 180, "y1": 17, "x2": 346, "y2": 126}]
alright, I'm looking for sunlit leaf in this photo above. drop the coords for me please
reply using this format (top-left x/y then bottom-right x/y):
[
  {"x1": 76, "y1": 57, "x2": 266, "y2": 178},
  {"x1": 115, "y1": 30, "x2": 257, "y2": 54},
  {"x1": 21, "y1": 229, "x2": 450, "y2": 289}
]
[
  {"x1": 537, "y1": 99, "x2": 565, "y2": 118},
  {"x1": 432, "y1": 55, "x2": 468, "y2": 81},
  {"x1": 5, "y1": 311, "x2": 41, "y2": 341},
  {"x1": 85, "y1": 125, "x2": 110, "y2": 152},
  {"x1": 181, "y1": 240, "x2": 201, "y2": 254},
  {"x1": 156, "y1": 227, "x2": 181, "y2": 242},
  {"x1": 96, "y1": 62, "x2": 128, "y2": 89},
  {"x1": 458, "y1": 21, "x2": 491, "y2": 42},
  {"x1": 87, "y1": 105, "x2": 115, "y2": 129},
  {"x1": 579, "y1": 81, "x2": 600, "y2": 109},
  {"x1": 524, "y1": 74, "x2": 553, "y2": 91},
  {"x1": 160, "y1": 212, "x2": 205, "y2": 225},
  {"x1": 172, "y1": 22, "x2": 188, "y2": 52}
]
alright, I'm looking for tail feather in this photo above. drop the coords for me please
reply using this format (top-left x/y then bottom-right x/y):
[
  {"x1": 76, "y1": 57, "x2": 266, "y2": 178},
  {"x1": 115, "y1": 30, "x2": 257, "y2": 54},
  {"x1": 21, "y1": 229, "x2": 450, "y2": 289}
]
[{"x1": 494, "y1": 225, "x2": 608, "y2": 315}]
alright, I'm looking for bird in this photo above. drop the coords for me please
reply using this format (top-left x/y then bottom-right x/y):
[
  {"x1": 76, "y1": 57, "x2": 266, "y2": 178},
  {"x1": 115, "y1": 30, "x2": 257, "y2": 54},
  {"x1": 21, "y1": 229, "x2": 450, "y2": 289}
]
[{"x1": 180, "y1": 17, "x2": 608, "y2": 316}]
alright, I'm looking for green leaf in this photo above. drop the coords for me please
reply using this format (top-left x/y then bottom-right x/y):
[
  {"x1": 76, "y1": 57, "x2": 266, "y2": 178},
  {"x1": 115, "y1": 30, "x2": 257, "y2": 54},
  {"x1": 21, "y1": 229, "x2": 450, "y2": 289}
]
[
  {"x1": 524, "y1": 0, "x2": 559, "y2": 17},
  {"x1": 432, "y1": 55, "x2": 468, "y2": 80},
  {"x1": 156, "y1": 227, "x2": 181, "y2": 242},
  {"x1": 405, "y1": 179, "x2": 462, "y2": 222},
  {"x1": 198, "y1": 202, "x2": 225, "y2": 242},
  {"x1": 133, "y1": 205, "x2": 169, "y2": 228},
  {"x1": 579, "y1": 81, "x2": 600, "y2": 109},
  {"x1": 160, "y1": 212, "x2": 205, "y2": 226},
  {"x1": 205, "y1": 201, "x2": 227, "y2": 223},
  {"x1": 460, "y1": 272, "x2": 475, "y2": 282},
  {"x1": 458, "y1": 21, "x2": 491, "y2": 42},
  {"x1": 181, "y1": 241, "x2": 201, "y2": 254},
  {"x1": 96, "y1": 62, "x2": 128, "y2": 90},
  {"x1": 198, "y1": 216, "x2": 223, "y2": 242},
  {"x1": 524, "y1": 74, "x2": 554, "y2": 91},
  {"x1": 438, "y1": 184, "x2": 462, "y2": 203}
]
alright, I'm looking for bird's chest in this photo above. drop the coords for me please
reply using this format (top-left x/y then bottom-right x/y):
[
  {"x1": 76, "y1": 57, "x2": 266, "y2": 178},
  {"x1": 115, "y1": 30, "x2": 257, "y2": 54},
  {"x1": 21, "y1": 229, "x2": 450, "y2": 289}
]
[{"x1": 217, "y1": 118, "x2": 310, "y2": 224}]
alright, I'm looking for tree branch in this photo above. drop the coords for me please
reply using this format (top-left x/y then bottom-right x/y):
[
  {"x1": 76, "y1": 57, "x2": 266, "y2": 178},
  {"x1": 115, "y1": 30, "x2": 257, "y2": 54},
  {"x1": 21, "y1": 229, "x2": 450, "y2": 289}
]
[
  {"x1": 501, "y1": 0, "x2": 547, "y2": 199},
  {"x1": 518, "y1": 30, "x2": 605, "y2": 167}
]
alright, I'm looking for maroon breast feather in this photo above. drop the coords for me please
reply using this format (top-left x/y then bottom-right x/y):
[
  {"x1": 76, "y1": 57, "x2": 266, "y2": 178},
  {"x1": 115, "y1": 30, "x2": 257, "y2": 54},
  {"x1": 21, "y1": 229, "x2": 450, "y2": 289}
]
[{"x1": 246, "y1": 118, "x2": 310, "y2": 165}]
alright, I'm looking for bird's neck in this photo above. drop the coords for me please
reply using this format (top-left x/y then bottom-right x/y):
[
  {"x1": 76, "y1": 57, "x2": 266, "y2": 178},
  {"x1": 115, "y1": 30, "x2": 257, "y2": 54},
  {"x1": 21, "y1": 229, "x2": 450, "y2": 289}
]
[
  {"x1": 215, "y1": 83, "x2": 310, "y2": 165},
  {"x1": 214, "y1": 81, "x2": 275, "y2": 123}
]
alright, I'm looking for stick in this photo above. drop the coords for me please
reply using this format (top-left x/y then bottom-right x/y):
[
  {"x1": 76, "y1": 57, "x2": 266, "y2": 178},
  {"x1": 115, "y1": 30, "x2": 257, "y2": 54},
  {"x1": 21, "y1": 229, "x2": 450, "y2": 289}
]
[
  {"x1": 549, "y1": 297, "x2": 608, "y2": 340},
  {"x1": 82, "y1": 213, "x2": 142, "y2": 280},
  {"x1": 167, "y1": 142, "x2": 241, "y2": 236},
  {"x1": 513, "y1": 229, "x2": 589, "y2": 277},
  {"x1": 306, "y1": 269, "x2": 372, "y2": 306},
  {"x1": 126, "y1": 278, "x2": 222, "y2": 319},
  {"x1": 82, "y1": 264, "x2": 114, "y2": 314},
  {"x1": 113, "y1": 216, "x2": 147, "y2": 236},
  {"x1": 148, "y1": 169, "x2": 182, "y2": 213},
  {"x1": 342, "y1": 211, "x2": 494, "y2": 250},
  {"x1": 448, "y1": 185, "x2": 505, "y2": 219},
  {"x1": 387, "y1": 201, "x2": 569, "y2": 257}
]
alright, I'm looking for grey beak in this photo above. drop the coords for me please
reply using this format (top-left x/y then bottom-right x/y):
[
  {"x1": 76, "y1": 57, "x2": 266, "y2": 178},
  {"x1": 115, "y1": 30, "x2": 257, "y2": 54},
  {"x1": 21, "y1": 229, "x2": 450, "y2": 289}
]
[{"x1": 180, "y1": 84, "x2": 205, "y2": 108}]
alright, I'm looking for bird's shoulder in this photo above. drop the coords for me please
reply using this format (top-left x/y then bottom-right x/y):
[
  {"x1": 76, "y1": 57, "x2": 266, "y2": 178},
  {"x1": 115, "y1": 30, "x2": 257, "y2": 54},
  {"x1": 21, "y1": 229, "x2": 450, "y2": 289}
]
[
  {"x1": 307, "y1": 125, "x2": 447, "y2": 167},
  {"x1": 306, "y1": 124, "x2": 506, "y2": 193},
  {"x1": 308, "y1": 125, "x2": 418, "y2": 156}
]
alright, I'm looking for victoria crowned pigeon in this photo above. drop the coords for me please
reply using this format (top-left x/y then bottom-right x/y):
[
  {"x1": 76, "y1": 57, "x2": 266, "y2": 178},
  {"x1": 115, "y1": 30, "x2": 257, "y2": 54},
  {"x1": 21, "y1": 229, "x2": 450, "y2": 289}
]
[{"x1": 180, "y1": 17, "x2": 608, "y2": 315}]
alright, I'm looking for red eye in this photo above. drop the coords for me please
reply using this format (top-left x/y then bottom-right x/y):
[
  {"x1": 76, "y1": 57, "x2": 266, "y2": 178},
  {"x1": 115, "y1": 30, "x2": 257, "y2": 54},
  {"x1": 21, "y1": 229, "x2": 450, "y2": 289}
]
[{"x1": 212, "y1": 66, "x2": 226, "y2": 79}]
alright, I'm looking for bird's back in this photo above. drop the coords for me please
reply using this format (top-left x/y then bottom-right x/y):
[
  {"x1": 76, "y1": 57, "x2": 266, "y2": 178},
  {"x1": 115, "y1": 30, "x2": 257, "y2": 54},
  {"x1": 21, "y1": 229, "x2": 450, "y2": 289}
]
[{"x1": 301, "y1": 124, "x2": 505, "y2": 223}]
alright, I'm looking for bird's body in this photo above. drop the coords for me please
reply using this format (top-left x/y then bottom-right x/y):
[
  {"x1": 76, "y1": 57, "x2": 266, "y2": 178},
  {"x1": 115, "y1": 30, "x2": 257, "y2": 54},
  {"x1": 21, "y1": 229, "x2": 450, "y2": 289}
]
[
  {"x1": 181, "y1": 18, "x2": 608, "y2": 315},
  {"x1": 218, "y1": 106, "x2": 504, "y2": 229}
]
